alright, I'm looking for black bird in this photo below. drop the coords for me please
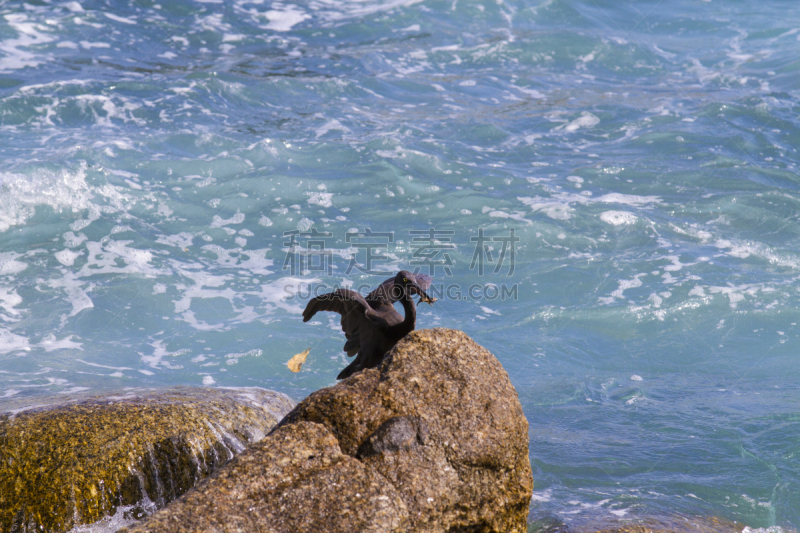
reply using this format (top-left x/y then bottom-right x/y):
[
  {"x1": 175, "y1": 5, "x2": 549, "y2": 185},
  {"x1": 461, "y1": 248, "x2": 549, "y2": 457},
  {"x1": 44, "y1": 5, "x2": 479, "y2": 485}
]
[{"x1": 302, "y1": 270, "x2": 435, "y2": 379}]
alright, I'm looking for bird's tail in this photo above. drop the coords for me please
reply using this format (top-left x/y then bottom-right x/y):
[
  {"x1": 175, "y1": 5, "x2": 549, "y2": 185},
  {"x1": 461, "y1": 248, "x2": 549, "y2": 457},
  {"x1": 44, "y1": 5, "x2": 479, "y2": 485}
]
[{"x1": 336, "y1": 360, "x2": 360, "y2": 380}]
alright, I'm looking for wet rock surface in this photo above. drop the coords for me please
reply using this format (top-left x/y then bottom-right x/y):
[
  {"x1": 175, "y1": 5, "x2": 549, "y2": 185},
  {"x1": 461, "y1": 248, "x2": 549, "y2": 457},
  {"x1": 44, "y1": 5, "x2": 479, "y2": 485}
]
[
  {"x1": 123, "y1": 328, "x2": 533, "y2": 533},
  {"x1": 121, "y1": 421, "x2": 410, "y2": 533},
  {"x1": 0, "y1": 387, "x2": 295, "y2": 533}
]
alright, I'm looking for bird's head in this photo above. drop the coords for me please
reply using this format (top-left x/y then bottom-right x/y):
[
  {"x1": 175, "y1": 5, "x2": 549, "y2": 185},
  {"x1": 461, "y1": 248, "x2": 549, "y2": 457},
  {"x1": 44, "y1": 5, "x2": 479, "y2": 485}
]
[{"x1": 393, "y1": 271, "x2": 436, "y2": 304}]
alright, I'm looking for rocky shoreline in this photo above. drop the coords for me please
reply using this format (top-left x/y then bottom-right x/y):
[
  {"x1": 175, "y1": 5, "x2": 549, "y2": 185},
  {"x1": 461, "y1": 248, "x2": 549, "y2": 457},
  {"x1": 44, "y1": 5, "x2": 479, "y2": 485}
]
[
  {"x1": 120, "y1": 328, "x2": 533, "y2": 533},
  {"x1": 0, "y1": 329, "x2": 768, "y2": 533}
]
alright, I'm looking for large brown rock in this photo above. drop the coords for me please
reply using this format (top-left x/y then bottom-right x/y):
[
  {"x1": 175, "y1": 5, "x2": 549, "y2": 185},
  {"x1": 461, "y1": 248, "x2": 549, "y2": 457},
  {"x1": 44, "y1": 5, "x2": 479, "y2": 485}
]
[
  {"x1": 0, "y1": 387, "x2": 295, "y2": 533},
  {"x1": 121, "y1": 421, "x2": 410, "y2": 533},
  {"x1": 123, "y1": 328, "x2": 533, "y2": 533}
]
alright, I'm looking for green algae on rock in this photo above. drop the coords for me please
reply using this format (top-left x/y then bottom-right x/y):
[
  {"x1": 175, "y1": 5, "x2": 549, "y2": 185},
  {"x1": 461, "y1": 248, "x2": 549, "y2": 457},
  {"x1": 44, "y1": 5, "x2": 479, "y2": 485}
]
[{"x1": 0, "y1": 387, "x2": 295, "y2": 533}]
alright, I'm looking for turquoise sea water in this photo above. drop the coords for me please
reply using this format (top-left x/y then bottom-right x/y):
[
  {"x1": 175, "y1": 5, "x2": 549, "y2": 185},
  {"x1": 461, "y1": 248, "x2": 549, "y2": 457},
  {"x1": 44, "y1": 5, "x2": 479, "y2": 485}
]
[{"x1": 1, "y1": 0, "x2": 799, "y2": 530}]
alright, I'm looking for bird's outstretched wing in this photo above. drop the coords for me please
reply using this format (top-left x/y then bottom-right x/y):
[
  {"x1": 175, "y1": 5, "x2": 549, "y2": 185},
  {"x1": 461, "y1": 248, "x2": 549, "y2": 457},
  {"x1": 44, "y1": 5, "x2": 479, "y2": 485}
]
[
  {"x1": 302, "y1": 289, "x2": 369, "y2": 322},
  {"x1": 302, "y1": 289, "x2": 384, "y2": 356}
]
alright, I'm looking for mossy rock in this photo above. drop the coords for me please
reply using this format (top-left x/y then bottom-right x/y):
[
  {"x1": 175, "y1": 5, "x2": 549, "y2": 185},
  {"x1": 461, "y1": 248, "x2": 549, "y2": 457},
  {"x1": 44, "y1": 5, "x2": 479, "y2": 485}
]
[{"x1": 0, "y1": 387, "x2": 295, "y2": 533}]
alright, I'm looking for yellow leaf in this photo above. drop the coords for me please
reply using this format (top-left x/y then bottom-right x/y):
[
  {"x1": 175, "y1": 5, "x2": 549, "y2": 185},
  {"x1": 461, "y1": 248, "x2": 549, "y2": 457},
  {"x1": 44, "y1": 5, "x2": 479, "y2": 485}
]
[{"x1": 287, "y1": 348, "x2": 310, "y2": 373}]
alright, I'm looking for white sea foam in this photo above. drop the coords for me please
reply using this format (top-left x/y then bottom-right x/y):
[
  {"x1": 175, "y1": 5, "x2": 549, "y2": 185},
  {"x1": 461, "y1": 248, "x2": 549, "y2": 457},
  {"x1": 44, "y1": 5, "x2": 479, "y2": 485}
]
[
  {"x1": 0, "y1": 286, "x2": 23, "y2": 322},
  {"x1": 715, "y1": 239, "x2": 800, "y2": 269},
  {"x1": 58, "y1": 386, "x2": 89, "y2": 395},
  {"x1": 600, "y1": 211, "x2": 637, "y2": 225},
  {"x1": 139, "y1": 339, "x2": 187, "y2": 369},
  {"x1": 608, "y1": 273, "x2": 646, "y2": 300},
  {"x1": 104, "y1": 13, "x2": 137, "y2": 25},
  {"x1": 171, "y1": 268, "x2": 232, "y2": 330},
  {"x1": 67, "y1": 504, "x2": 139, "y2": 533},
  {"x1": 487, "y1": 210, "x2": 531, "y2": 224},
  {"x1": 76, "y1": 240, "x2": 162, "y2": 278},
  {"x1": 46, "y1": 272, "x2": 94, "y2": 317},
  {"x1": 236, "y1": 249, "x2": 275, "y2": 275},
  {"x1": 203, "y1": 246, "x2": 245, "y2": 268},
  {"x1": 0, "y1": 13, "x2": 55, "y2": 72},
  {"x1": 0, "y1": 166, "x2": 97, "y2": 233},
  {"x1": 73, "y1": 94, "x2": 145, "y2": 127},
  {"x1": 224, "y1": 349, "x2": 261, "y2": 359},
  {"x1": 317, "y1": 0, "x2": 426, "y2": 22},
  {"x1": 0, "y1": 253, "x2": 27, "y2": 275},
  {"x1": 516, "y1": 86, "x2": 545, "y2": 99},
  {"x1": 262, "y1": 5, "x2": 310, "y2": 32},
  {"x1": 256, "y1": 276, "x2": 321, "y2": 315},
  {"x1": 79, "y1": 41, "x2": 111, "y2": 49},
  {"x1": 516, "y1": 197, "x2": 573, "y2": 220},
  {"x1": 168, "y1": 249, "x2": 271, "y2": 327},
  {"x1": 39, "y1": 335, "x2": 82, "y2": 352},
  {"x1": 76, "y1": 359, "x2": 131, "y2": 371},
  {"x1": 689, "y1": 285, "x2": 708, "y2": 300},
  {"x1": 707, "y1": 284, "x2": 770, "y2": 309},
  {"x1": 306, "y1": 192, "x2": 333, "y2": 208},
  {"x1": 315, "y1": 117, "x2": 351, "y2": 138},
  {"x1": 670, "y1": 223, "x2": 712, "y2": 243},
  {"x1": 595, "y1": 193, "x2": 662, "y2": 206},
  {"x1": 63, "y1": 232, "x2": 88, "y2": 248},
  {"x1": 0, "y1": 327, "x2": 30, "y2": 355},
  {"x1": 297, "y1": 217, "x2": 313, "y2": 231},
  {"x1": 530, "y1": 488, "x2": 552, "y2": 502},
  {"x1": 661, "y1": 255, "x2": 695, "y2": 272},
  {"x1": 211, "y1": 213, "x2": 245, "y2": 227},
  {"x1": 555, "y1": 111, "x2": 600, "y2": 132},
  {"x1": 55, "y1": 249, "x2": 83, "y2": 267},
  {"x1": 518, "y1": 192, "x2": 661, "y2": 221},
  {"x1": 156, "y1": 232, "x2": 195, "y2": 249}
]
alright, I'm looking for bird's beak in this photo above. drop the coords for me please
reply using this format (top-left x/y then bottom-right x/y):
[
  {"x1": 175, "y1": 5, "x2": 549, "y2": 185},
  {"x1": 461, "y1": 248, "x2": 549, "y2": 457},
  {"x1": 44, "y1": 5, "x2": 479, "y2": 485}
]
[{"x1": 412, "y1": 283, "x2": 436, "y2": 305}]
